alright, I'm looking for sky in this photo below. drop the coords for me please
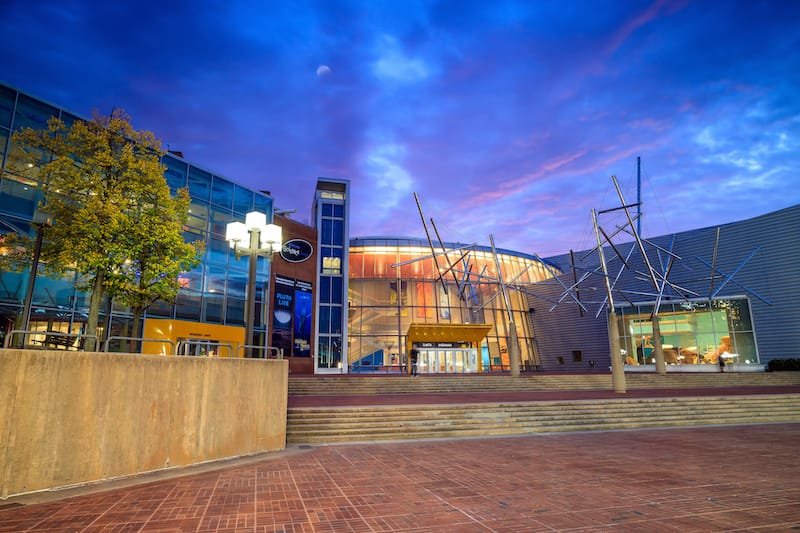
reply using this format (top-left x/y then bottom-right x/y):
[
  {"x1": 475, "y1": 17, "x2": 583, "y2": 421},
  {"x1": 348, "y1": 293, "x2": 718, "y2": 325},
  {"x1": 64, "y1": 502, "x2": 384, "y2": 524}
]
[{"x1": 1, "y1": 0, "x2": 799, "y2": 256}]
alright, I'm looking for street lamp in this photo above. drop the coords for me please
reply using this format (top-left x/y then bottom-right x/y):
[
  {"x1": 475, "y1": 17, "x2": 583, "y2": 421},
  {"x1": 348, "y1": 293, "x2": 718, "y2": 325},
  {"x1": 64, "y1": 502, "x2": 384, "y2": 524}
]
[
  {"x1": 18, "y1": 209, "x2": 53, "y2": 347},
  {"x1": 226, "y1": 211, "x2": 282, "y2": 357}
]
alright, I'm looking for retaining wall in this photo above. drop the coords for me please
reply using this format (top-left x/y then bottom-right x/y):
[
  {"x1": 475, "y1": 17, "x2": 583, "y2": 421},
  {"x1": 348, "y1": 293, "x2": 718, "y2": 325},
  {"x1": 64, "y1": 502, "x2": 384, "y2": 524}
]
[{"x1": 0, "y1": 349, "x2": 288, "y2": 498}]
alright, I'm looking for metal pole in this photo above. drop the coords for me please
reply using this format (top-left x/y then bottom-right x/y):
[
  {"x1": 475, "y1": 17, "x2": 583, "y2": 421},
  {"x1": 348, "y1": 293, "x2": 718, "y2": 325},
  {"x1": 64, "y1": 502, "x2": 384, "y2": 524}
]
[
  {"x1": 489, "y1": 234, "x2": 520, "y2": 377},
  {"x1": 637, "y1": 156, "x2": 642, "y2": 237},
  {"x1": 245, "y1": 228, "x2": 260, "y2": 358},
  {"x1": 18, "y1": 224, "x2": 45, "y2": 347},
  {"x1": 591, "y1": 208, "x2": 626, "y2": 393}
]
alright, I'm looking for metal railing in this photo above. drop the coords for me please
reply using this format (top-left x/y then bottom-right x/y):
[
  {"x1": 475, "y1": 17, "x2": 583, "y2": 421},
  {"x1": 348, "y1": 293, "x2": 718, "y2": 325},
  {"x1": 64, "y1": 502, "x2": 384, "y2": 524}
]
[
  {"x1": 103, "y1": 336, "x2": 176, "y2": 354},
  {"x1": 236, "y1": 345, "x2": 284, "y2": 359},
  {"x1": 5, "y1": 331, "x2": 285, "y2": 361},
  {"x1": 175, "y1": 340, "x2": 235, "y2": 357}
]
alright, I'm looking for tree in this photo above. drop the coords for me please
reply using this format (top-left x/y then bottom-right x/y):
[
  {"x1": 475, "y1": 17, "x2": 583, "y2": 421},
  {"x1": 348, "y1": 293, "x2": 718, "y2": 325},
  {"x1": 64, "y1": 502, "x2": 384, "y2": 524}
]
[
  {"x1": 10, "y1": 110, "x2": 201, "y2": 350},
  {"x1": 107, "y1": 186, "x2": 200, "y2": 343}
]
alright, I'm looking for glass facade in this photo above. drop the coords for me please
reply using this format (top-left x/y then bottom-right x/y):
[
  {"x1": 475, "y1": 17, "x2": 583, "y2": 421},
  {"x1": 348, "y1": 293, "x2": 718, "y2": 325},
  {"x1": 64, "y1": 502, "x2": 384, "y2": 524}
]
[
  {"x1": 313, "y1": 180, "x2": 349, "y2": 372},
  {"x1": 348, "y1": 238, "x2": 558, "y2": 373},
  {"x1": 0, "y1": 83, "x2": 274, "y2": 349},
  {"x1": 616, "y1": 297, "x2": 759, "y2": 366}
]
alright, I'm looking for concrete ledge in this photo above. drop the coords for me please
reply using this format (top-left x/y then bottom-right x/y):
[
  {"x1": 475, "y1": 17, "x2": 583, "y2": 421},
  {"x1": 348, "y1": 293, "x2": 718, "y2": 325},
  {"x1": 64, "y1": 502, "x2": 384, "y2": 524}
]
[{"x1": 0, "y1": 349, "x2": 287, "y2": 498}]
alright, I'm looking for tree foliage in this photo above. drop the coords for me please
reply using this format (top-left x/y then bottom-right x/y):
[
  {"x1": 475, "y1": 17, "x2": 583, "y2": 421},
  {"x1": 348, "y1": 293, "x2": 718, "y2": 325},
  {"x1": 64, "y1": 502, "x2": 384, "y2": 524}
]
[{"x1": 9, "y1": 110, "x2": 202, "y2": 348}]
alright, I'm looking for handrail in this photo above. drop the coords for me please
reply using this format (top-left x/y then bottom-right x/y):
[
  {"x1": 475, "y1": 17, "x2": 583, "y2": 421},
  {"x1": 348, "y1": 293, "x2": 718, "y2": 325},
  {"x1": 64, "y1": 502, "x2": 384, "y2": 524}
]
[
  {"x1": 4, "y1": 329, "x2": 98, "y2": 351},
  {"x1": 236, "y1": 345, "x2": 284, "y2": 359},
  {"x1": 103, "y1": 336, "x2": 176, "y2": 354},
  {"x1": 175, "y1": 340, "x2": 235, "y2": 357}
]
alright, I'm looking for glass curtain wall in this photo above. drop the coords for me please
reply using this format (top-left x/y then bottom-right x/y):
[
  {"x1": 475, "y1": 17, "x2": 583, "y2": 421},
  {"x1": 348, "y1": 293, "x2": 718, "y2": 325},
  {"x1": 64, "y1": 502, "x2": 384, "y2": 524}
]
[
  {"x1": 348, "y1": 240, "x2": 556, "y2": 372},
  {"x1": 616, "y1": 298, "x2": 758, "y2": 366},
  {"x1": 316, "y1": 189, "x2": 347, "y2": 371},
  {"x1": 0, "y1": 83, "x2": 274, "y2": 350}
]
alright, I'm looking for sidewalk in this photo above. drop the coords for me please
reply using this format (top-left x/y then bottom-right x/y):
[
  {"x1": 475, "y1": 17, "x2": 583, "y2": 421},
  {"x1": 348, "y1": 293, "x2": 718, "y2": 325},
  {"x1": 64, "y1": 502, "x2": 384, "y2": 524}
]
[{"x1": 2, "y1": 424, "x2": 798, "y2": 531}]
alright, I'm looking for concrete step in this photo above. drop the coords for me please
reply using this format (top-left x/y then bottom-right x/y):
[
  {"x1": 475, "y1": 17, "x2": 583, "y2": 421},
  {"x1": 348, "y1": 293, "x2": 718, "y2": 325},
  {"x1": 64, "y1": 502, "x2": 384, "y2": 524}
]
[
  {"x1": 288, "y1": 373, "x2": 800, "y2": 396},
  {"x1": 286, "y1": 394, "x2": 800, "y2": 444}
]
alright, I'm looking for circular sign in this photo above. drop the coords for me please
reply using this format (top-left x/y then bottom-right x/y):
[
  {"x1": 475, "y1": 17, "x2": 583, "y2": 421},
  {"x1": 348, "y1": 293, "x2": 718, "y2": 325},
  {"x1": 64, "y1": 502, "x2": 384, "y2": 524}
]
[{"x1": 280, "y1": 239, "x2": 313, "y2": 263}]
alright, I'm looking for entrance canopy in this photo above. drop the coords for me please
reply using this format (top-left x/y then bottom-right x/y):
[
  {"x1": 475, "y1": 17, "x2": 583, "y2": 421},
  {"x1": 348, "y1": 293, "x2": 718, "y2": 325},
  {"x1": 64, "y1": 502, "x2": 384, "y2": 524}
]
[{"x1": 406, "y1": 323, "x2": 492, "y2": 348}]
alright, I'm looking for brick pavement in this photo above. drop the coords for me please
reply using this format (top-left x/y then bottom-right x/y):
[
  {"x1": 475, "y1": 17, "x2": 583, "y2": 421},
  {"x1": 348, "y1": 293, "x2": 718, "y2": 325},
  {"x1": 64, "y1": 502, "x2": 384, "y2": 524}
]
[{"x1": 2, "y1": 422, "x2": 798, "y2": 532}]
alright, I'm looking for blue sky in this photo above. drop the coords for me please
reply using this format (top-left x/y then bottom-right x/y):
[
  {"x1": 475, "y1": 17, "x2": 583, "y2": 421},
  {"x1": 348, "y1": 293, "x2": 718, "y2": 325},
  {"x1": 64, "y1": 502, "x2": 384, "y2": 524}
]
[{"x1": 2, "y1": 0, "x2": 798, "y2": 256}]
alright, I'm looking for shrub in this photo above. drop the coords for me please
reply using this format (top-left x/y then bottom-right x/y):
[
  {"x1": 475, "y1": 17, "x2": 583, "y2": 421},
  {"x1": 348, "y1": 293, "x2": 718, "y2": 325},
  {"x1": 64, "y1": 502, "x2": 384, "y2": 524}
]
[{"x1": 767, "y1": 358, "x2": 800, "y2": 371}]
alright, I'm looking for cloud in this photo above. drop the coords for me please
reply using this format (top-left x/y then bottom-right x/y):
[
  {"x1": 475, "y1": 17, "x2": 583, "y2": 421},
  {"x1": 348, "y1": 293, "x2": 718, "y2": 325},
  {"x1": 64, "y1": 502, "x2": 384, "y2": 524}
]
[{"x1": 372, "y1": 34, "x2": 432, "y2": 83}]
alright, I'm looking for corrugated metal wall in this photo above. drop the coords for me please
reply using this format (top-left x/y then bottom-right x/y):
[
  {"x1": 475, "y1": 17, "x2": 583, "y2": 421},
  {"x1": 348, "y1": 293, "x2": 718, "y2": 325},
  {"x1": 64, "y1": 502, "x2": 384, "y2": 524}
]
[{"x1": 528, "y1": 205, "x2": 800, "y2": 369}]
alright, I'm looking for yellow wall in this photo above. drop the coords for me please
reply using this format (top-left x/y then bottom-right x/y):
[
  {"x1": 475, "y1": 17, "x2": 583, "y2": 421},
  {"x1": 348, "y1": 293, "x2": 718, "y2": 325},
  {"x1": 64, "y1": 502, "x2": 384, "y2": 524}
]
[
  {"x1": 142, "y1": 318, "x2": 245, "y2": 356},
  {"x1": 0, "y1": 349, "x2": 288, "y2": 498}
]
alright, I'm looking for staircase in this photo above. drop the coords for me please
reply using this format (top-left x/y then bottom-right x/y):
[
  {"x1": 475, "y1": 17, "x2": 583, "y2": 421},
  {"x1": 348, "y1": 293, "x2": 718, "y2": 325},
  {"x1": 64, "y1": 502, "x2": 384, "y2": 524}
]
[
  {"x1": 286, "y1": 373, "x2": 800, "y2": 444},
  {"x1": 287, "y1": 393, "x2": 800, "y2": 444},
  {"x1": 288, "y1": 372, "x2": 800, "y2": 396}
]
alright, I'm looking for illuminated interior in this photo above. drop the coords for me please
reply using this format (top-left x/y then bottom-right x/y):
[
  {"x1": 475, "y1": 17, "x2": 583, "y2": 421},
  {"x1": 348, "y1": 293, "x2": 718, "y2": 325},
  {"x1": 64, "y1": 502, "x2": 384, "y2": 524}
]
[{"x1": 348, "y1": 239, "x2": 559, "y2": 373}]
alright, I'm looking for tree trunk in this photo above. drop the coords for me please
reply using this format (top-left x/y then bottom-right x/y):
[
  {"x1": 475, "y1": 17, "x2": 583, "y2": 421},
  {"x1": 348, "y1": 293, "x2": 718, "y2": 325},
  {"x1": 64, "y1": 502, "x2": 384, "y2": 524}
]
[
  {"x1": 131, "y1": 307, "x2": 144, "y2": 352},
  {"x1": 85, "y1": 271, "x2": 105, "y2": 351}
]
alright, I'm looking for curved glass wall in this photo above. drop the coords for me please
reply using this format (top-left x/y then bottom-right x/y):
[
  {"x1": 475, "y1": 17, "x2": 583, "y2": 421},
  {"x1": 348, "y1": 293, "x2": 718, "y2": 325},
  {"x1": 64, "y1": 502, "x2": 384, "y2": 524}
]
[{"x1": 348, "y1": 237, "x2": 560, "y2": 373}]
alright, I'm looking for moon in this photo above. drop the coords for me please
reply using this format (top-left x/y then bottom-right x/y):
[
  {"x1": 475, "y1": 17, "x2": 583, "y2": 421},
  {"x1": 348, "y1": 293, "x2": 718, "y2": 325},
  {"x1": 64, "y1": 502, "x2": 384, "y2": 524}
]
[{"x1": 316, "y1": 65, "x2": 331, "y2": 77}]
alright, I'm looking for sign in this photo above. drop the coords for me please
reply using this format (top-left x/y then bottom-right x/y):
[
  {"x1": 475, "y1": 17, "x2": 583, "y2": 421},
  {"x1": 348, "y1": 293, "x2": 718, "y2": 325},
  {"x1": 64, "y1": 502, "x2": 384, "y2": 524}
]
[{"x1": 280, "y1": 239, "x2": 313, "y2": 263}]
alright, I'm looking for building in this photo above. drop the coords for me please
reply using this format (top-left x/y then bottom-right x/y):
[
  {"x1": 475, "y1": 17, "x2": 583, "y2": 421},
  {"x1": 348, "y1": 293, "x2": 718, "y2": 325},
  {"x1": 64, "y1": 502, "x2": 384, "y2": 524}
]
[
  {"x1": 348, "y1": 237, "x2": 559, "y2": 373},
  {"x1": 0, "y1": 81, "x2": 311, "y2": 368},
  {"x1": 3, "y1": 80, "x2": 797, "y2": 375},
  {"x1": 531, "y1": 205, "x2": 800, "y2": 371}
]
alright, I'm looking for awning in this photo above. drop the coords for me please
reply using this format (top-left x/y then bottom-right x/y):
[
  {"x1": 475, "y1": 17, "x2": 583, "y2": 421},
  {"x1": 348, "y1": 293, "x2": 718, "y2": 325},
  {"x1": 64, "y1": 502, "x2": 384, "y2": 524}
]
[{"x1": 406, "y1": 323, "x2": 492, "y2": 347}]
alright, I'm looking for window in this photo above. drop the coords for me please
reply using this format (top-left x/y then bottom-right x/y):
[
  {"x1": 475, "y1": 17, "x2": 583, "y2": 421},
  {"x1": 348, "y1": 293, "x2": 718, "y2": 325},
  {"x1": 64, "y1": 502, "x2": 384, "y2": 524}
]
[
  {"x1": 163, "y1": 156, "x2": 187, "y2": 191},
  {"x1": 233, "y1": 184, "x2": 253, "y2": 214},
  {"x1": 211, "y1": 176, "x2": 233, "y2": 208},
  {"x1": 13, "y1": 94, "x2": 57, "y2": 131},
  {"x1": 0, "y1": 85, "x2": 15, "y2": 128},
  {"x1": 322, "y1": 256, "x2": 341, "y2": 275},
  {"x1": 188, "y1": 166, "x2": 212, "y2": 201}
]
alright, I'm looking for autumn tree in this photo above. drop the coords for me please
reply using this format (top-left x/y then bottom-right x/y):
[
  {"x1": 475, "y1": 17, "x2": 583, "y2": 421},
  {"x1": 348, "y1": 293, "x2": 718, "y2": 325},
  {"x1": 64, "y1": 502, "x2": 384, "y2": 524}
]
[{"x1": 10, "y1": 110, "x2": 201, "y2": 350}]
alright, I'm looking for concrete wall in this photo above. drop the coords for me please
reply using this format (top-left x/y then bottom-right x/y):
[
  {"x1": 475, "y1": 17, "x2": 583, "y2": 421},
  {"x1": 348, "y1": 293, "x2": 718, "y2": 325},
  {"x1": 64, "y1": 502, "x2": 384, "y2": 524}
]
[{"x1": 0, "y1": 349, "x2": 288, "y2": 498}]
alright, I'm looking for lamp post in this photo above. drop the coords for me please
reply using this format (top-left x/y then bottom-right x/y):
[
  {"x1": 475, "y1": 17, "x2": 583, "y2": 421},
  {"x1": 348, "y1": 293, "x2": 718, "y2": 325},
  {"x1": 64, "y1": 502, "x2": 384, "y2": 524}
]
[
  {"x1": 226, "y1": 211, "x2": 282, "y2": 357},
  {"x1": 18, "y1": 209, "x2": 53, "y2": 347}
]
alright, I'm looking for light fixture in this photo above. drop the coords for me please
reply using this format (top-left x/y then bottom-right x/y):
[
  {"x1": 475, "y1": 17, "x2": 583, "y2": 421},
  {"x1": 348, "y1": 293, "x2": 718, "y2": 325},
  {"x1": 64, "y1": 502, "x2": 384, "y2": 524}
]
[{"x1": 226, "y1": 211, "x2": 282, "y2": 357}]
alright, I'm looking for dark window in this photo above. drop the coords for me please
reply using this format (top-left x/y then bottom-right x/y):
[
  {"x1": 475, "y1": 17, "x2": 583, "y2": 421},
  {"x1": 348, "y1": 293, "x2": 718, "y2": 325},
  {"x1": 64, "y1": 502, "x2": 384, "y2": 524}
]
[
  {"x1": 253, "y1": 193, "x2": 271, "y2": 214},
  {"x1": 0, "y1": 85, "x2": 15, "y2": 128},
  {"x1": 188, "y1": 167, "x2": 212, "y2": 201},
  {"x1": 321, "y1": 218, "x2": 332, "y2": 245},
  {"x1": 233, "y1": 184, "x2": 253, "y2": 214},
  {"x1": 225, "y1": 298, "x2": 245, "y2": 326},
  {"x1": 211, "y1": 176, "x2": 233, "y2": 208},
  {"x1": 13, "y1": 94, "x2": 57, "y2": 131},
  {"x1": 329, "y1": 306, "x2": 342, "y2": 334},
  {"x1": 175, "y1": 293, "x2": 201, "y2": 320},
  {"x1": 320, "y1": 276, "x2": 331, "y2": 303},
  {"x1": 163, "y1": 156, "x2": 187, "y2": 191},
  {"x1": 331, "y1": 276, "x2": 343, "y2": 304},
  {"x1": 203, "y1": 294, "x2": 224, "y2": 323},
  {"x1": 572, "y1": 350, "x2": 582, "y2": 362},
  {"x1": 332, "y1": 219, "x2": 344, "y2": 246}
]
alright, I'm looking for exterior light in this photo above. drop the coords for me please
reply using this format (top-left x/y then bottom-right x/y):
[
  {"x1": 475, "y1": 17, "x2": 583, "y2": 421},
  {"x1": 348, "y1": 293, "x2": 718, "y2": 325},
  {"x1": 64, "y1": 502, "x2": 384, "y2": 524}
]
[
  {"x1": 225, "y1": 221, "x2": 248, "y2": 249},
  {"x1": 225, "y1": 211, "x2": 282, "y2": 357},
  {"x1": 260, "y1": 223, "x2": 282, "y2": 252}
]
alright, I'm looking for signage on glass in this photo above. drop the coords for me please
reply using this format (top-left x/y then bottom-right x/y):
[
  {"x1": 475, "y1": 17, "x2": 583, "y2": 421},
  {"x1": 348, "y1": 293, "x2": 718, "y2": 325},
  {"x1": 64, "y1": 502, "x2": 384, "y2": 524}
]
[{"x1": 280, "y1": 239, "x2": 313, "y2": 263}]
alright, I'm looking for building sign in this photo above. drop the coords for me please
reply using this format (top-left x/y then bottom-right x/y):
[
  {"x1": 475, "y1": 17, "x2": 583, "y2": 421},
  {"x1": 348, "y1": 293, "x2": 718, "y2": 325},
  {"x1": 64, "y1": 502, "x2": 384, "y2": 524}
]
[
  {"x1": 272, "y1": 275, "x2": 314, "y2": 357},
  {"x1": 293, "y1": 280, "x2": 313, "y2": 356},
  {"x1": 272, "y1": 276, "x2": 295, "y2": 356},
  {"x1": 280, "y1": 239, "x2": 313, "y2": 263}
]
